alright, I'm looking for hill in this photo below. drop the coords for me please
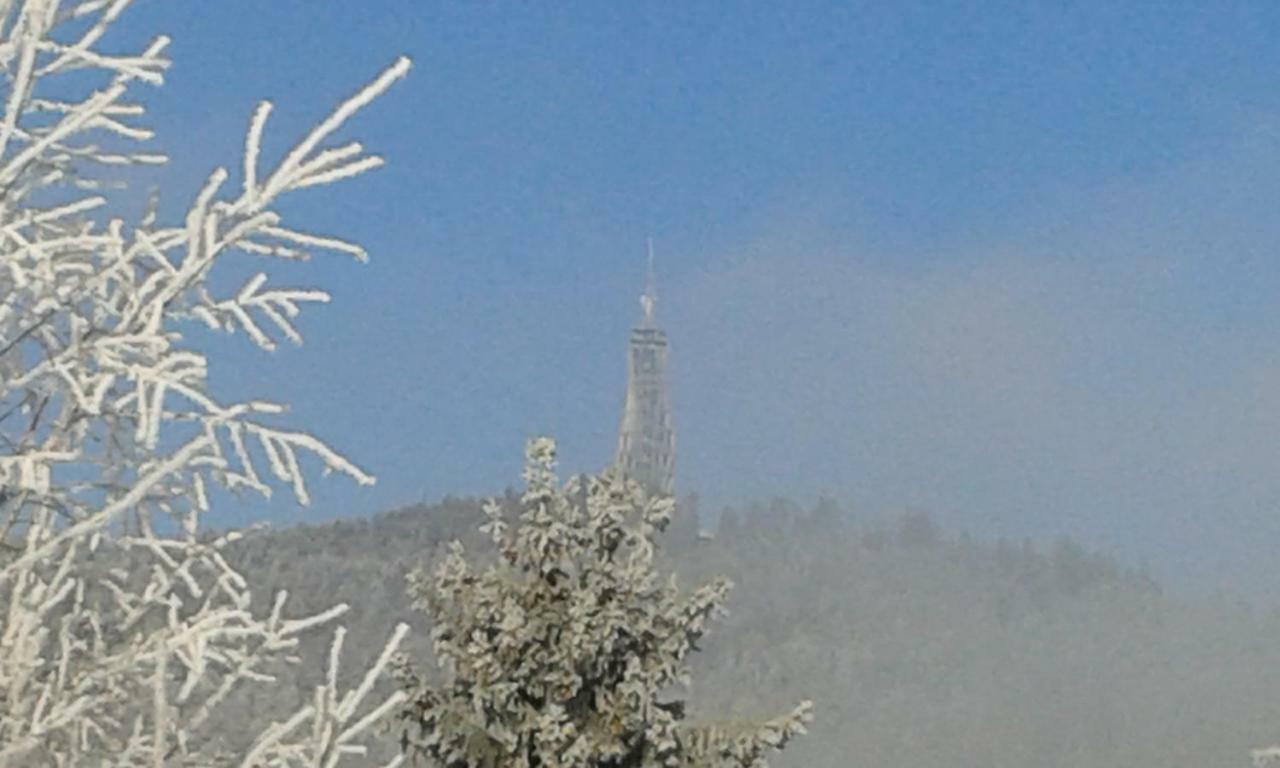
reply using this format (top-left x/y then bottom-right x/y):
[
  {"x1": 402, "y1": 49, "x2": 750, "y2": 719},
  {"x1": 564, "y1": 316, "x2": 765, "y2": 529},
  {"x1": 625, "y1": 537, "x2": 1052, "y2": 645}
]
[{"x1": 220, "y1": 495, "x2": 1280, "y2": 766}]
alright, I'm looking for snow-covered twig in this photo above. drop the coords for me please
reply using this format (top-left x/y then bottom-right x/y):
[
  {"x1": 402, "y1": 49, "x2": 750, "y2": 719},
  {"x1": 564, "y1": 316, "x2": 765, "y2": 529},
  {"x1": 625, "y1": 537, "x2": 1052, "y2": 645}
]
[{"x1": 0, "y1": 1, "x2": 411, "y2": 763}]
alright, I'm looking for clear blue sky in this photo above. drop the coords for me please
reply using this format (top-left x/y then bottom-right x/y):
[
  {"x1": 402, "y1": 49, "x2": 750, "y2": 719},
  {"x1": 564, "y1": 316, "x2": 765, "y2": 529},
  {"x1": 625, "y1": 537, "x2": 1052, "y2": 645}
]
[{"x1": 118, "y1": 1, "x2": 1280, "y2": 593}]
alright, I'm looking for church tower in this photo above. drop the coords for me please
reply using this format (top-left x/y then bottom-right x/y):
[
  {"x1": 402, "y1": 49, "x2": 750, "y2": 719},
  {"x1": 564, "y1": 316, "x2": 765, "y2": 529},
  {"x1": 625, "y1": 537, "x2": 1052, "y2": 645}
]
[{"x1": 614, "y1": 241, "x2": 675, "y2": 496}]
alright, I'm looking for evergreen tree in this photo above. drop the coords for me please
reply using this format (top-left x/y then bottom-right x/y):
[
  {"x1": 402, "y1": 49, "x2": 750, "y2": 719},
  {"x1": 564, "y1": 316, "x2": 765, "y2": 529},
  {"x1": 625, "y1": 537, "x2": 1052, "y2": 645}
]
[{"x1": 393, "y1": 438, "x2": 812, "y2": 767}]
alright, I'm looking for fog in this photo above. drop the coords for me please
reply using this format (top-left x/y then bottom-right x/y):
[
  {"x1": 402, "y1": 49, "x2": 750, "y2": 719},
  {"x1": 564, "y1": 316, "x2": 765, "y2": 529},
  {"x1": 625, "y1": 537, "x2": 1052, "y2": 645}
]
[
  {"x1": 13, "y1": 2, "x2": 1280, "y2": 764},
  {"x1": 662, "y1": 123, "x2": 1280, "y2": 596},
  {"x1": 136, "y1": 4, "x2": 1280, "y2": 600}
]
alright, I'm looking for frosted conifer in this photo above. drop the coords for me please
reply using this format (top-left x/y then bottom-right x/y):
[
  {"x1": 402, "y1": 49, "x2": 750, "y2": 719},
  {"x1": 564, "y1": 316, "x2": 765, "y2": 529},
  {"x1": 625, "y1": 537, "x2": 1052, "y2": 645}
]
[
  {"x1": 0, "y1": 1, "x2": 412, "y2": 764},
  {"x1": 393, "y1": 437, "x2": 813, "y2": 767}
]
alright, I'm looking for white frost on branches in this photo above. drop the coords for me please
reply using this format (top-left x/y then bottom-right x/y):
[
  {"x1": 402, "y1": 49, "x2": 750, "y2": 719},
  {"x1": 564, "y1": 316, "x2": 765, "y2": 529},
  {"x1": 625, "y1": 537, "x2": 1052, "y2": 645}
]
[
  {"x1": 394, "y1": 438, "x2": 813, "y2": 768},
  {"x1": 0, "y1": 1, "x2": 410, "y2": 764}
]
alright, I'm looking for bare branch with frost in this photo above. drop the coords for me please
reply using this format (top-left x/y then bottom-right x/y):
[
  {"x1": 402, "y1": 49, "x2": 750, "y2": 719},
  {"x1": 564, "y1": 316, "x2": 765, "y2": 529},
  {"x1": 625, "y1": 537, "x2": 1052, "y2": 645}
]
[{"x1": 0, "y1": 1, "x2": 411, "y2": 764}]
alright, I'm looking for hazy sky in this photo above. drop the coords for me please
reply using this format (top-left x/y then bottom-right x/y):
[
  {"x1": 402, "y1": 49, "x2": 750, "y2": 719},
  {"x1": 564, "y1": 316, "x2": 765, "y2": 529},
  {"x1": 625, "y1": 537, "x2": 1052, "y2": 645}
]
[{"x1": 116, "y1": 2, "x2": 1280, "y2": 593}]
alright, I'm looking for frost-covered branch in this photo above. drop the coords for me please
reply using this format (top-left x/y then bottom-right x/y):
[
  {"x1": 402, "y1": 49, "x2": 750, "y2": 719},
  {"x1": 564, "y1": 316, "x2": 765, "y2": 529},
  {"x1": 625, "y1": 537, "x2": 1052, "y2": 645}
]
[{"x1": 0, "y1": 1, "x2": 410, "y2": 763}]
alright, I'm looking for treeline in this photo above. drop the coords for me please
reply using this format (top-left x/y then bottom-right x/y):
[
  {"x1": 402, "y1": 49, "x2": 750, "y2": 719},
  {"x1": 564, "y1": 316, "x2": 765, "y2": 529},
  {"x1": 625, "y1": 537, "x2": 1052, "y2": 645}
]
[{"x1": 221, "y1": 495, "x2": 1280, "y2": 766}]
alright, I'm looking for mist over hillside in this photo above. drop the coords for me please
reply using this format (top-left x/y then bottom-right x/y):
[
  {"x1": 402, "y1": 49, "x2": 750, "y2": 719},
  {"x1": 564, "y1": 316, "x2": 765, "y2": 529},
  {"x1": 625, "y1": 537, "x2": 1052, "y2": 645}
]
[{"x1": 222, "y1": 495, "x2": 1280, "y2": 767}]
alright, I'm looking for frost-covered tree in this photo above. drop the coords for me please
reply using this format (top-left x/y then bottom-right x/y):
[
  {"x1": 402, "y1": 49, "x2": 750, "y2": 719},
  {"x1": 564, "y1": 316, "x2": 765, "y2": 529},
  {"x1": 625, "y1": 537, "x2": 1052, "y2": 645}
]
[
  {"x1": 0, "y1": 1, "x2": 412, "y2": 764},
  {"x1": 393, "y1": 437, "x2": 813, "y2": 767}
]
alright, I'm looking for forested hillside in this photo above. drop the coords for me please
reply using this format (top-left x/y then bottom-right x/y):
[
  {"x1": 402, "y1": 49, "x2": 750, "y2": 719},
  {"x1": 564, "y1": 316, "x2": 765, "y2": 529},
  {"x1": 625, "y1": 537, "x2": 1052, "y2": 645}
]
[{"x1": 224, "y1": 497, "x2": 1280, "y2": 766}]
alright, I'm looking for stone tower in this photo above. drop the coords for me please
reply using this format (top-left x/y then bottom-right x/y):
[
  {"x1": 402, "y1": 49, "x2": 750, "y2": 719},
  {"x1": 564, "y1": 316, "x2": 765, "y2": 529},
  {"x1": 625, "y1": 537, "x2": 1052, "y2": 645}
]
[{"x1": 614, "y1": 241, "x2": 675, "y2": 496}]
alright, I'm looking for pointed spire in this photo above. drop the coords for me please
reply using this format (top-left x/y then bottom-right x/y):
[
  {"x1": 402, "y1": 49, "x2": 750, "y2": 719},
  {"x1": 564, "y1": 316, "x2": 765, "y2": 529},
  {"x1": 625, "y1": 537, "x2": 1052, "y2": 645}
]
[
  {"x1": 616, "y1": 236, "x2": 675, "y2": 496},
  {"x1": 640, "y1": 237, "x2": 657, "y2": 328}
]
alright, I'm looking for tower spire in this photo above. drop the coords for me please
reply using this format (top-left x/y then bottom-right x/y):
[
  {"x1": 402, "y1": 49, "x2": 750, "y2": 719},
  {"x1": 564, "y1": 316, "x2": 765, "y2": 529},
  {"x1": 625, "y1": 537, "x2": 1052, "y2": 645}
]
[
  {"x1": 614, "y1": 240, "x2": 675, "y2": 496},
  {"x1": 641, "y1": 236, "x2": 657, "y2": 328}
]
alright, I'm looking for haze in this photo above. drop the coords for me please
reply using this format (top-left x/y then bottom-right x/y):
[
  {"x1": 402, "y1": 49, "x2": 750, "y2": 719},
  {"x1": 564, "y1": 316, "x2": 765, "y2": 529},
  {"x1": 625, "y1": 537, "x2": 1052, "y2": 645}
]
[{"x1": 121, "y1": 2, "x2": 1280, "y2": 596}]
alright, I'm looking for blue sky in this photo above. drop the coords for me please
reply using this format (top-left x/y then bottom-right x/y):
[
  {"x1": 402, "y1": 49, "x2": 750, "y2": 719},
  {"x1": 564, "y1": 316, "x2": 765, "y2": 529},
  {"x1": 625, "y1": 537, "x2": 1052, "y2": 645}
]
[{"x1": 115, "y1": 2, "x2": 1280, "y2": 593}]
